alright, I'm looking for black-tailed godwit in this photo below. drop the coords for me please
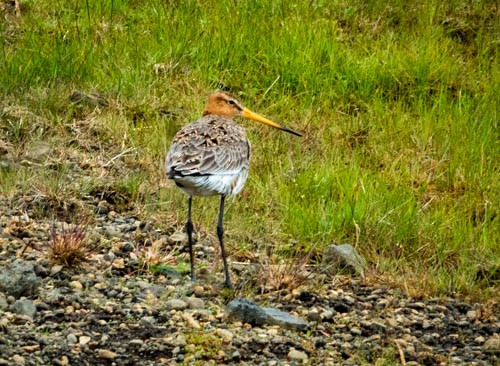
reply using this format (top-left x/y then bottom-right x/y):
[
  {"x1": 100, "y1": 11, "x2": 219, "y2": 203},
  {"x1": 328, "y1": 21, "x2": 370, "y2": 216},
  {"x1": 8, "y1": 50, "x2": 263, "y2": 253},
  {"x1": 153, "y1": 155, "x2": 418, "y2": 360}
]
[{"x1": 166, "y1": 92, "x2": 301, "y2": 287}]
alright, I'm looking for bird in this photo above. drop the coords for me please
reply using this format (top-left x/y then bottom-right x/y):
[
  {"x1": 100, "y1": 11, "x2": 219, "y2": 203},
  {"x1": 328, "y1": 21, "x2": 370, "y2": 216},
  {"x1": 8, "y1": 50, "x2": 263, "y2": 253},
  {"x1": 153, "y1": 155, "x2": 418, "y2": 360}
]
[{"x1": 165, "y1": 92, "x2": 302, "y2": 287}]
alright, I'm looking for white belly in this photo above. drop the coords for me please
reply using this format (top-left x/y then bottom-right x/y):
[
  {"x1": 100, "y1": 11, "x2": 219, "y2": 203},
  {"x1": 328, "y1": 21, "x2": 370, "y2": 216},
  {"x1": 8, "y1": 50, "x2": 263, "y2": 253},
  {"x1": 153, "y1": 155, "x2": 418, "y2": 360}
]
[{"x1": 172, "y1": 169, "x2": 249, "y2": 197}]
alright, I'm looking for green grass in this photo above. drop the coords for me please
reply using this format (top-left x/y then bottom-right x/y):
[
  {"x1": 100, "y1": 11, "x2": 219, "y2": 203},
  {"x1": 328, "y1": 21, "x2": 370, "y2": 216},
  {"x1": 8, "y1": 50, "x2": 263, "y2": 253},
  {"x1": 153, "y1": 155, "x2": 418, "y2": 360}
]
[{"x1": 0, "y1": 0, "x2": 498, "y2": 298}]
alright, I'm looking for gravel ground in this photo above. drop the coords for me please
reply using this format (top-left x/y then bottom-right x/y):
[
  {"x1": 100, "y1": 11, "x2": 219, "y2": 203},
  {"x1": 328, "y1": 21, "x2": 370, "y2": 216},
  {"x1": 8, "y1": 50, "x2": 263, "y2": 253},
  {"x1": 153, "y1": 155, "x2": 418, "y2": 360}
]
[{"x1": 0, "y1": 198, "x2": 498, "y2": 366}]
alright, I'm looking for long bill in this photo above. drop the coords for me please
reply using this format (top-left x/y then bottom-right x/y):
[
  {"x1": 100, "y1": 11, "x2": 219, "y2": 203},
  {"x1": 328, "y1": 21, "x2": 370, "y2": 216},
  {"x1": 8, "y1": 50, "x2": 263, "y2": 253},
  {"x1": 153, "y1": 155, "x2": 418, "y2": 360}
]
[{"x1": 242, "y1": 108, "x2": 302, "y2": 137}]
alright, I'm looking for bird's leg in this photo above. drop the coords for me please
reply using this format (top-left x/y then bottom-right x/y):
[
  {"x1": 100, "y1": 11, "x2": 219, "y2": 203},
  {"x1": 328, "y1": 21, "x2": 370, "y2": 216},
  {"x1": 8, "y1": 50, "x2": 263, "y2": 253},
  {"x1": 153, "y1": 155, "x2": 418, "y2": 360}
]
[
  {"x1": 186, "y1": 196, "x2": 196, "y2": 282},
  {"x1": 217, "y1": 195, "x2": 232, "y2": 288}
]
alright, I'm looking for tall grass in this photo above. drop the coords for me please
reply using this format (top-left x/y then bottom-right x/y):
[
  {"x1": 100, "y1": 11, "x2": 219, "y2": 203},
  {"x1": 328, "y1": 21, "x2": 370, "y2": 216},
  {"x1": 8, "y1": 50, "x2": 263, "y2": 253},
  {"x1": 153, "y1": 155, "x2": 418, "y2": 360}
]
[{"x1": 0, "y1": 0, "x2": 498, "y2": 297}]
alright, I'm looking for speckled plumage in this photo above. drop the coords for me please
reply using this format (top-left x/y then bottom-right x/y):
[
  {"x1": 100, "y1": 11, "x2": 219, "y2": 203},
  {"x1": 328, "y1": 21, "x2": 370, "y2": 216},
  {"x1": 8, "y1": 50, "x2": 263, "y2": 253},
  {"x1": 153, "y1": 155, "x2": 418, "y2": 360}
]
[{"x1": 165, "y1": 114, "x2": 251, "y2": 197}]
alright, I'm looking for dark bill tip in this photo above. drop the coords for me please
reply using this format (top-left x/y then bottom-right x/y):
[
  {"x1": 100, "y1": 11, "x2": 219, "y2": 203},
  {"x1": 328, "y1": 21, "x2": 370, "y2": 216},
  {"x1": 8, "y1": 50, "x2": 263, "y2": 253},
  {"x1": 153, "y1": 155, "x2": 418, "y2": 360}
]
[{"x1": 281, "y1": 126, "x2": 303, "y2": 137}]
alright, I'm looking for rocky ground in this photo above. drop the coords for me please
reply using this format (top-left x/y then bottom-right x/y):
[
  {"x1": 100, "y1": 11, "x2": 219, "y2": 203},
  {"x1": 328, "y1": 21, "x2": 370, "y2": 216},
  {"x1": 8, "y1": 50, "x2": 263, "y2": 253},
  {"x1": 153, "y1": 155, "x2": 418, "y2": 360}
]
[{"x1": 0, "y1": 197, "x2": 499, "y2": 366}]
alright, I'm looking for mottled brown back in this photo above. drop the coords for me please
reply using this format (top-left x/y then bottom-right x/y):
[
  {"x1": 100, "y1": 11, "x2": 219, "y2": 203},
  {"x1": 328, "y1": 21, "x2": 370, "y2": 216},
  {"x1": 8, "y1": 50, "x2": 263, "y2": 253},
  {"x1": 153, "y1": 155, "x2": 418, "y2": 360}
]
[{"x1": 166, "y1": 115, "x2": 251, "y2": 178}]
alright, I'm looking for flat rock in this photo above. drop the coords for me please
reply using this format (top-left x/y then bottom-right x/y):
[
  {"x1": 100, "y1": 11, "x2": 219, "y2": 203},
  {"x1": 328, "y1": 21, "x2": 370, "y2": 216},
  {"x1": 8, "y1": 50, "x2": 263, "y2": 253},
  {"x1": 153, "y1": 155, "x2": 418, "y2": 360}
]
[
  {"x1": 97, "y1": 349, "x2": 117, "y2": 359},
  {"x1": 226, "y1": 298, "x2": 307, "y2": 331},
  {"x1": 323, "y1": 244, "x2": 366, "y2": 277},
  {"x1": 165, "y1": 299, "x2": 188, "y2": 311},
  {"x1": 0, "y1": 260, "x2": 40, "y2": 297},
  {"x1": 186, "y1": 297, "x2": 205, "y2": 309},
  {"x1": 483, "y1": 335, "x2": 500, "y2": 354},
  {"x1": 288, "y1": 348, "x2": 308, "y2": 360},
  {"x1": 12, "y1": 299, "x2": 36, "y2": 318}
]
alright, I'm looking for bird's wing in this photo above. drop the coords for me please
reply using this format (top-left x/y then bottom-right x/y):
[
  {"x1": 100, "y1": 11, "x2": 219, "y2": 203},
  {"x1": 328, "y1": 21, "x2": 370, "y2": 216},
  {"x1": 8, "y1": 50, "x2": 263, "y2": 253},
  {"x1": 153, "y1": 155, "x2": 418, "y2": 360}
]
[{"x1": 166, "y1": 117, "x2": 250, "y2": 177}]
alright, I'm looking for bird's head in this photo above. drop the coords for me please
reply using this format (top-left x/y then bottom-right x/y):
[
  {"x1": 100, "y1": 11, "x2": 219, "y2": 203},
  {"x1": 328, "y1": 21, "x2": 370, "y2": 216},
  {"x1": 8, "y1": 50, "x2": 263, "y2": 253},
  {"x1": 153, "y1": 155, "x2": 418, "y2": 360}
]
[{"x1": 203, "y1": 92, "x2": 302, "y2": 137}]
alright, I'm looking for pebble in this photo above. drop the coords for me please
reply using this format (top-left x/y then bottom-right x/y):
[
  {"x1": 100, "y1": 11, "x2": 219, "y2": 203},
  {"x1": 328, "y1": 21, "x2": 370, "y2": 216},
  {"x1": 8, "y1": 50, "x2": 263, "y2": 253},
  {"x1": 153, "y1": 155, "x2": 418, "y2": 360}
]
[
  {"x1": 231, "y1": 351, "x2": 241, "y2": 361},
  {"x1": 79, "y1": 336, "x2": 91, "y2": 346},
  {"x1": 103, "y1": 252, "x2": 115, "y2": 262},
  {"x1": 307, "y1": 309, "x2": 321, "y2": 321},
  {"x1": 129, "y1": 339, "x2": 144, "y2": 346},
  {"x1": 21, "y1": 345, "x2": 39, "y2": 352},
  {"x1": 69, "y1": 280, "x2": 83, "y2": 289},
  {"x1": 165, "y1": 299, "x2": 188, "y2": 310},
  {"x1": 350, "y1": 327, "x2": 362, "y2": 336},
  {"x1": 216, "y1": 328, "x2": 234, "y2": 341},
  {"x1": 105, "y1": 226, "x2": 120, "y2": 237},
  {"x1": 182, "y1": 312, "x2": 201, "y2": 329},
  {"x1": 11, "y1": 355, "x2": 25, "y2": 365},
  {"x1": 320, "y1": 309, "x2": 334, "y2": 320},
  {"x1": 121, "y1": 242, "x2": 135, "y2": 252},
  {"x1": 475, "y1": 336, "x2": 485, "y2": 343},
  {"x1": 287, "y1": 348, "x2": 308, "y2": 361},
  {"x1": 57, "y1": 356, "x2": 69, "y2": 365},
  {"x1": 50, "y1": 265, "x2": 63, "y2": 276},
  {"x1": 168, "y1": 232, "x2": 188, "y2": 244},
  {"x1": 12, "y1": 299, "x2": 36, "y2": 318},
  {"x1": 140, "y1": 316, "x2": 156, "y2": 326},
  {"x1": 186, "y1": 297, "x2": 205, "y2": 309},
  {"x1": 483, "y1": 335, "x2": 500, "y2": 354},
  {"x1": 97, "y1": 349, "x2": 117, "y2": 359},
  {"x1": 66, "y1": 334, "x2": 77, "y2": 344},
  {"x1": 111, "y1": 258, "x2": 125, "y2": 269}
]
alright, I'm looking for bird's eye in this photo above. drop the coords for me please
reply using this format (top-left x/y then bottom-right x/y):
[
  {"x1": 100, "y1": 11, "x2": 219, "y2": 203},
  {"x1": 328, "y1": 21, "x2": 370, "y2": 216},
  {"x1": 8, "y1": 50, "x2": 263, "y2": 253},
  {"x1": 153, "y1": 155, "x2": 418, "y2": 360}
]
[{"x1": 227, "y1": 99, "x2": 236, "y2": 105}]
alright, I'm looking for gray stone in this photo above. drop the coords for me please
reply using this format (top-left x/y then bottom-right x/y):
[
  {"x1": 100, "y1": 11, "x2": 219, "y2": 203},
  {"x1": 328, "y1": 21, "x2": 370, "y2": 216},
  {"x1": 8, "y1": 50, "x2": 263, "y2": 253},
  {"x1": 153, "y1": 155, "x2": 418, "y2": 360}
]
[
  {"x1": 350, "y1": 327, "x2": 362, "y2": 336},
  {"x1": 320, "y1": 309, "x2": 334, "y2": 320},
  {"x1": 121, "y1": 242, "x2": 135, "y2": 252},
  {"x1": 103, "y1": 252, "x2": 115, "y2": 262},
  {"x1": 226, "y1": 298, "x2": 307, "y2": 331},
  {"x1": 307, "y1": 310, "x2": 321, "y2": 322},
  {"x1": 216, "y1": 328, "x2": 234, "y2": 341},
  {"x1": 140, "y1": 316, "x2": 156, "y2": 326},
  {"x1": 186, "y1": 297, "x2": 205, "y2": 309},
  {"x1": 0, "y1": 260, "x2": 40, "y2": 297},
  {"x1": 323, "y1": 244, "x2": 367, "y2": 277},
  {"x1": 67, "y1": 334, "x2": 77, "y2": 344},
  {"x1": 135, "y1": 280, "x2": 151, "y2": 289},
  {"x1": 287, "y1": 348, "x2": 308, "y2": 361},
  {"x1": 0, "y1": 292, "x2": 8, "y2": 310},
  {"x1": 12, "y1": 299, "x2": 36, "y2": 318},
  {"x1": 165, "y1": 299, "x2": 188, "y2": 311},
  {"x1": 105, "y1": 225, "x2": 120, "y2": 237},
  {"x1": 50, "y1": 265, "x2": 63, "y2": 276},
  {"x1": 483, "y1": 335, "x2": 500, "y2": 354},
  {"x1": 168, "y1": 232, "x2": 189, "y2": 244}
]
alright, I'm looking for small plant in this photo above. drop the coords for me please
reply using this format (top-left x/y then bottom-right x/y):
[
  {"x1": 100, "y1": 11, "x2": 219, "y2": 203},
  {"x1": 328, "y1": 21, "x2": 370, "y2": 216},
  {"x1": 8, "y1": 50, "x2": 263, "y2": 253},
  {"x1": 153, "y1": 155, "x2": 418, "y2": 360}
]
[
  {"x1": 254, "y1": 249, "x2": 315, "y2": 293},
  {"x1": 134, "y1": 238, "x2": 181, "y2": 274},
  {"x1": 48, "y1": 223, "x2": 91, "y2": 267}
]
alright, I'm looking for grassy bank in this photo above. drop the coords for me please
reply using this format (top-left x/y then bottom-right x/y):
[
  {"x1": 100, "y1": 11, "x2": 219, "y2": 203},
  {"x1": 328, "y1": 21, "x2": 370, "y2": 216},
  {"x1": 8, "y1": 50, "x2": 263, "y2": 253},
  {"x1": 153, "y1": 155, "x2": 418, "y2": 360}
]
[{"x1": 0, "y1": 0, "x2": 498, "y2": 299}]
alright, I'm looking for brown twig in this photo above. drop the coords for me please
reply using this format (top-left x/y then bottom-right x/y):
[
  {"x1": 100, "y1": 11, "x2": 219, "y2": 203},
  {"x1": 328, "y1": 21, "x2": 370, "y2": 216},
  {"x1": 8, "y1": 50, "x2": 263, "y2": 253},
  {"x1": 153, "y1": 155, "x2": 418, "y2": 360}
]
[
  {"x1": 15, "y1": 0, "x2": 21, "y2": 17},
  {"x1": 394, "y1": 339, "x2": 407, "y2": 366}
]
